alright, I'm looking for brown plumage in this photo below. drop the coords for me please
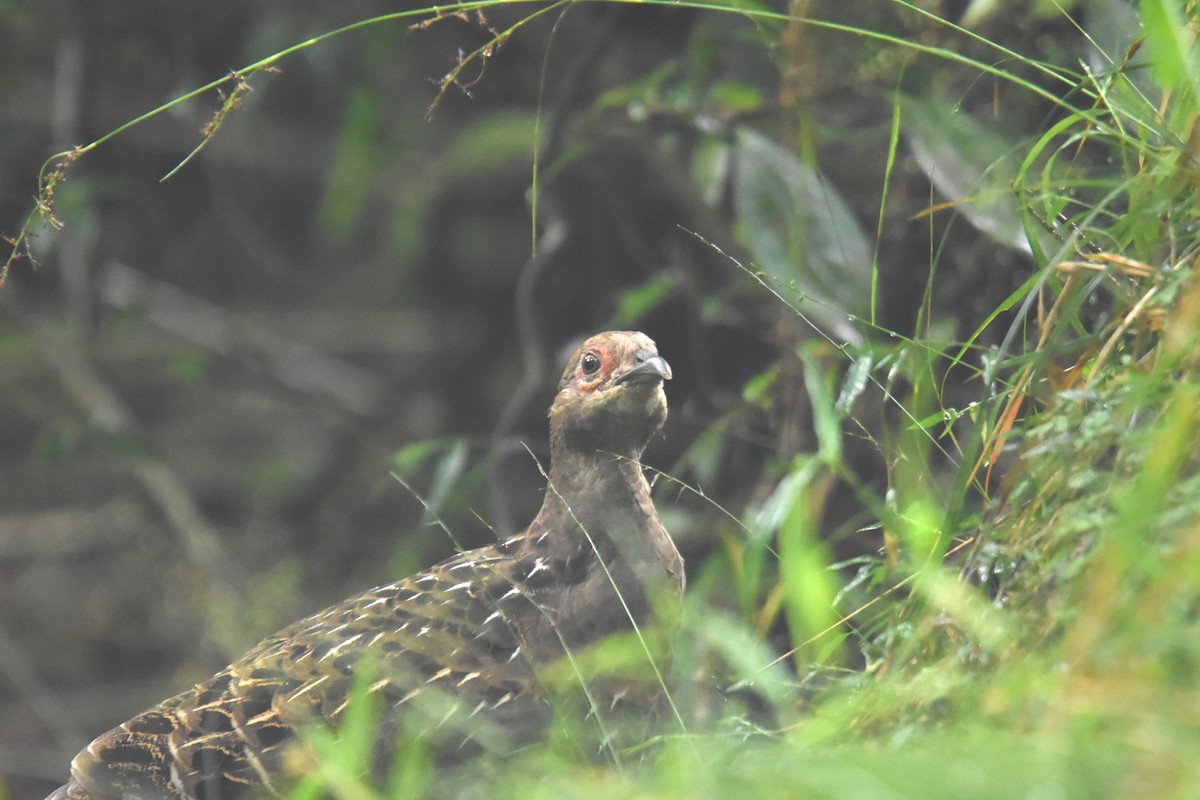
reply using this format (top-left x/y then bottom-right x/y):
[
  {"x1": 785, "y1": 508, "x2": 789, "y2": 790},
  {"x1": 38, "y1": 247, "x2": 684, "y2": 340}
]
[{"x1": 46, "y1": 330, "x2": 682, "y2": 800}]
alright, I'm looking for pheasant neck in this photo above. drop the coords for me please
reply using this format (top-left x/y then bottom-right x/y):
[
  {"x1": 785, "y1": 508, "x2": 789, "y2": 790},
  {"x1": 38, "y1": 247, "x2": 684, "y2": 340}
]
[
  {"x1": 543, "y1": 444, "x2": 652, "y2": 526},
  {"x1": 537, "y1": 443, "x2": 683, "y2": 603}
]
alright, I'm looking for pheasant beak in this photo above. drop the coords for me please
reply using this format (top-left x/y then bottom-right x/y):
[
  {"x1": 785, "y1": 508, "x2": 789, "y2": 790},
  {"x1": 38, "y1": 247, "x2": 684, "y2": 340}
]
[{"x1": 614, "y1": 350, "x2": 672, "y2": 386}]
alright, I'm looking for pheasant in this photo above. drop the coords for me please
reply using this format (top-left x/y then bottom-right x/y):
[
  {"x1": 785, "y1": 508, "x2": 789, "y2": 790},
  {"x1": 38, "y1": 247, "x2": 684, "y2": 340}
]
[{"x1": 46, "y1": 330, "x2": 682, "y2": 800}]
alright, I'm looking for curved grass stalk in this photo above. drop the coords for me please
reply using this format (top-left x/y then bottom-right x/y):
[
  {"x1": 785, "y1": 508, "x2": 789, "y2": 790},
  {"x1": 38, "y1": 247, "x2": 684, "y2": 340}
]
[
  {"x1": 0, "y1": 0, "x2": 558, "y2": 288},
  {"x1": 2, "y1": 0, "x2": 1158, "y2": 290}
]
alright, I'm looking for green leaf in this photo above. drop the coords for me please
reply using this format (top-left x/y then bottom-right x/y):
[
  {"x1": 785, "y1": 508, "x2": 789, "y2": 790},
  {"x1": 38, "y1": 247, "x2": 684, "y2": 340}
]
[
  {"x1": 699, "y1": 610, "x2": 794, "y2": 706},
  {"x1": 319, "y1": 88, "x2": 380, "y2": 237},
  {"x1": 1140, "y1": 0, "x2": 1199, "y2": 105},
  {"x1": 732, "y1": 128, "x2": 872, "y2": 343},
  {"x1": 741, "y1": 363, "x2": 779, "y2": 409},
  {"x1": 901, "y1": 94, "x2": 1039, "y2": 254},
  {"x1": 709, "y1": 80, "x2": 764, "y2": 112},
  {"x1": 591, "y1": 61, "x2": 677, "y2": 114},
  {"x1": 835, "y1": 351, "x2": 873, "y2": 414},
  {"x1": 801, "y1": 348, "x2": 843, "y2": 465},
  {"x1": 424, "y1": 438, "x2": 469, "y2": 522},
  {"x1": 442, "y1": 112, "x2": 539, "y2": 178},
  {"x1": 775, "y1": 455, "x2": 843, "y2": 666},
  {"x1": 611, "y1": 275, "x2": 673, "y2": 327},
  {"x1": 752, "y1": 456, "x2": 821, "y2": 537},
  {"x1": 390, "y1": 439, "x2": 445, "y2": 477},
  {"x1": 677, "y1": 419, "x2": 730, "y2": 487}
]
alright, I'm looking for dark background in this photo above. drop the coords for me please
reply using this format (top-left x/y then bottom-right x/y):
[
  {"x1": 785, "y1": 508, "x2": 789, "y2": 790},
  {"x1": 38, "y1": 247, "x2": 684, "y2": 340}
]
[{"x1": 0, "y1": 1, "x2": 1118, "y2": 796}]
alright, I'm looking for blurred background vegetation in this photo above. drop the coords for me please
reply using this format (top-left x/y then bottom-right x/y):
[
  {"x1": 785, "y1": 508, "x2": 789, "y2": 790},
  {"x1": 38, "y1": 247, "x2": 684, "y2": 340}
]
[{"x1": 2, "y1": 0, "x2": 1199, "y2": 797}]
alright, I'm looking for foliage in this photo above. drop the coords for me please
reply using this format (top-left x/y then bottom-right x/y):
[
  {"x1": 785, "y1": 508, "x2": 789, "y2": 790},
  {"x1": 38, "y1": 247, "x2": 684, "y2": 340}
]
[
  {"x1": 254, "y1": 2, "x2": 1200, "y2": 798},
  {"x1": 4, "y1": 0, "x2": 1200, "y2": 798}
]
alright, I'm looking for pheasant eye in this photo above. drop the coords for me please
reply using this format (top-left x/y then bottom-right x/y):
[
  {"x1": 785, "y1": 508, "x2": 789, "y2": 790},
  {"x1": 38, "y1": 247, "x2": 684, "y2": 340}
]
[{"x1": 581, "y1": 352, "x2": 602, "y2": 375}]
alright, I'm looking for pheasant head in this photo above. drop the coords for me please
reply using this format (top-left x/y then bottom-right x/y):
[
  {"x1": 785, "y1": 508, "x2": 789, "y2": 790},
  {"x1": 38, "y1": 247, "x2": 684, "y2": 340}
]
[{"x1": 549, "y1": 330, "x2": 672, "y2": 463}]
